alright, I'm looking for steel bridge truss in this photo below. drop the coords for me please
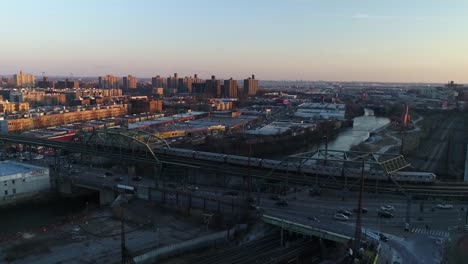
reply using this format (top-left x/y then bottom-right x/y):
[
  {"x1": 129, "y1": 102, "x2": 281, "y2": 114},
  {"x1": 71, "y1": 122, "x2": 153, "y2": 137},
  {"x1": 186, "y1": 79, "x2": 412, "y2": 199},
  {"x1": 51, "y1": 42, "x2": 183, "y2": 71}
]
[
  {"x1": 73, "y1": 128, "x2": 170, "y2": 162},
  {"x1": 261, "y1": 148, "x2": 411, "y2": 195}
]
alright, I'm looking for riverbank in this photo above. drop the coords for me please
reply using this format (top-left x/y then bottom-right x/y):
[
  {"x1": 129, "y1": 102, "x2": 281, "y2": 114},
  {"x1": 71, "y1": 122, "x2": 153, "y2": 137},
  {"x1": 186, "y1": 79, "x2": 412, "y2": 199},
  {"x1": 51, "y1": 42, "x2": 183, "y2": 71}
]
[{"x1": 350, "y1": 112, "x2": 425, "y2": 155}]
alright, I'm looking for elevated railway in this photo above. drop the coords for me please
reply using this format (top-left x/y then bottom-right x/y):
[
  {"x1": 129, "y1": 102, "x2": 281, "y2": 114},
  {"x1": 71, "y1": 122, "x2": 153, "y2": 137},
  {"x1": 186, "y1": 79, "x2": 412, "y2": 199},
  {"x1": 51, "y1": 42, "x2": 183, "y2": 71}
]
[{"x1": 1, "y1": 132, "x2": 468, "y2": 198}]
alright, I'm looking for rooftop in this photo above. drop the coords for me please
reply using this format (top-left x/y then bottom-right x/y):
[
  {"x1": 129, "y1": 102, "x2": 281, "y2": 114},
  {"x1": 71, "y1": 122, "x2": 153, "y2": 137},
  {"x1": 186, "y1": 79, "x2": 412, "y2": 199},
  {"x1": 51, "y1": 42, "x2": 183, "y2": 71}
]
[{"x1": 0, "y1": 161, "x2": 47, "y2": 177}]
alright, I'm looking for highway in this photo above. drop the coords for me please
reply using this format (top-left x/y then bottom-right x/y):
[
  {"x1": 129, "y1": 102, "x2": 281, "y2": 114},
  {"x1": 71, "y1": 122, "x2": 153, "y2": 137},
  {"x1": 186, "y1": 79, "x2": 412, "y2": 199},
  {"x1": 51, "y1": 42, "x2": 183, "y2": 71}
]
[
  {"x1": 25, "y1": 155, "x2": 455, "y2": 263},
  {"x1": 28, "y1": 155, "x2": 468, "y2": 229}
]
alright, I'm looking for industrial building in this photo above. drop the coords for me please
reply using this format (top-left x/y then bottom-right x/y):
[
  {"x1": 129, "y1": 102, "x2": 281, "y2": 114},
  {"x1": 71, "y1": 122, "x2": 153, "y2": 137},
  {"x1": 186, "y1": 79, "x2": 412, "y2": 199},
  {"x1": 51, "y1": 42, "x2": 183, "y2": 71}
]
[
  {"x1": 0, "y1": 161, "x2": 50, "y2": 206},
  {"x1": 294, "y1": 103, "x2": 346, "y2": 120}
]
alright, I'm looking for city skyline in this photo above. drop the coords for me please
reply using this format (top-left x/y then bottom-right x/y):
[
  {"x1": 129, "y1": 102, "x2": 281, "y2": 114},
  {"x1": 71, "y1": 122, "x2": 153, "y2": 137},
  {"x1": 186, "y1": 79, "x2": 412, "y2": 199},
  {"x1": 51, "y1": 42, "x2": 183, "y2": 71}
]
[{"x1": 1, "y1": 0, "x2": 468, "y2": 82}]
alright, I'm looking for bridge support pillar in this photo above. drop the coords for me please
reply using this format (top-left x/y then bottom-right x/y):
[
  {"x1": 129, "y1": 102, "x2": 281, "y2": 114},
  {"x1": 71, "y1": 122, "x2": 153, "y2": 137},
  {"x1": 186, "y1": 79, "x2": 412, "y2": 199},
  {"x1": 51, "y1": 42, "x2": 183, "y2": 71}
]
[
  {"x1": 280, "y1": 226, "x2": 284, "y2": 247},
  {"x1": 99, "y1": 189, "x2": 116, "y2": 206},
  {"x1": 127, "y1": 165, "x2": 136, "y2": 177},
  {"x1": 58, "y1": 182, "x2": 73, "y2": 195},
  {"x1": 319, "y1": 238, "x2": 327, "y2": 259}
]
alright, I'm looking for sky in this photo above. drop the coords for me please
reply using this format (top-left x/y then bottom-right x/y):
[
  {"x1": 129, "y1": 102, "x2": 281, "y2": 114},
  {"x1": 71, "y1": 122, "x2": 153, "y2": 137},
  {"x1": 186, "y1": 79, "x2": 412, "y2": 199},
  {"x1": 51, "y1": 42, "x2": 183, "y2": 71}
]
[{"x1": 1, "y1": 0, "x2": 468, "y2": 83}]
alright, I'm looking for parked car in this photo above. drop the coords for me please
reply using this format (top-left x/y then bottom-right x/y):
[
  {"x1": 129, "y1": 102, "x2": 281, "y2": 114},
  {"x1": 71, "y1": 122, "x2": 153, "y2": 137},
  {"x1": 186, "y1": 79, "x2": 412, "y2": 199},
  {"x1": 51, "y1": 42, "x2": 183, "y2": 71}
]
[
  {"x1": 380, "y1": 205, "x2": 395, "y2": 211},
  {"x1": 132, "y1": 176, "x2": 142, "y2": 181},
  {"x1": 378, "y1": 211, "x2": 394, "y2": 218},
  {"x1": 105, "y1": 172, "x2": 113, "y2": 176},
  {"x1": 333, "y1": 213, "x2": 349, "y2": 221},
  {"x1": 307, "y1": 216, "x2": 320, "y2": 222},
  {"x1": 114, "y1": 177, "x2": 123, "y2": 182},
  {"x1": 337, "y1": 210, "x2": 352, "y2": 217}
]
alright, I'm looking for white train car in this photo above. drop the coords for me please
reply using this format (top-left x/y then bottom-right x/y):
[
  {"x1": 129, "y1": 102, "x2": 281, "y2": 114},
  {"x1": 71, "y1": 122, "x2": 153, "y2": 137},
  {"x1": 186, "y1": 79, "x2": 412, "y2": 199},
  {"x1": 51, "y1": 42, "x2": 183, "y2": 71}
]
[
  {"x1": 196, "y1": 151, "x2": 228, "y2": 162},
  {"x1": 154, "y1": 147, "x2": 437, "y2": 184},
  {"x1": 228, "y1": 155, "x2": 262, "y2": 167},
  {"x1": 391, "y1": 171, "x2": 436, "y2": 183}
]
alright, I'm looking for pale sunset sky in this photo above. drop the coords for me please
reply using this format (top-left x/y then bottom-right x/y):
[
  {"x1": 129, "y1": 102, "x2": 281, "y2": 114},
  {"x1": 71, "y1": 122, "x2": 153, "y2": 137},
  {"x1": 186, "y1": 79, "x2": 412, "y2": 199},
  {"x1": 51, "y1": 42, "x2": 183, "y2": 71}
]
[{"x1": 1, "y1": 0, "x2": 467, "y2": 82}]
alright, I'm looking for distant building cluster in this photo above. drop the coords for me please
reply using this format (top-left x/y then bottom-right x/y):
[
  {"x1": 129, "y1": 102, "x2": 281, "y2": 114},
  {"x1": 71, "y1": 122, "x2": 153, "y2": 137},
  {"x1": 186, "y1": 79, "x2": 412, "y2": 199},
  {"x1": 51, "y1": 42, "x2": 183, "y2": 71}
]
[
  {"x1": 13, "y1": 71, "x2": 35, "y2": 88},
  {"x1": 0, "y1": 70, "x2": 264, "y2": 136},
  {"x1": 150, "y1": 73, "x2": 258, "y2": 98}
]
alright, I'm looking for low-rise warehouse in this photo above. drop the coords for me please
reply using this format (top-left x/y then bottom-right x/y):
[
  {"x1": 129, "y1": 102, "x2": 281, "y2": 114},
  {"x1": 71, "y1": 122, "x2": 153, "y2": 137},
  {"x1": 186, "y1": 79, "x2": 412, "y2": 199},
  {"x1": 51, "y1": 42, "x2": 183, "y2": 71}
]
[{"x1": 0, "y1": 161, "x2": 50, "y2": 206}]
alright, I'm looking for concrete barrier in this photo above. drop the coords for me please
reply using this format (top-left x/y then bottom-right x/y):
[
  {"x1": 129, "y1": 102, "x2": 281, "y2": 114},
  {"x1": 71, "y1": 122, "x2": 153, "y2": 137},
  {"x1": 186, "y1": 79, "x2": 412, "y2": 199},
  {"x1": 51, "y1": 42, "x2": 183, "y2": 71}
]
[{"x1": 133, "y1": 225, "x2": 247, "y2": 264}]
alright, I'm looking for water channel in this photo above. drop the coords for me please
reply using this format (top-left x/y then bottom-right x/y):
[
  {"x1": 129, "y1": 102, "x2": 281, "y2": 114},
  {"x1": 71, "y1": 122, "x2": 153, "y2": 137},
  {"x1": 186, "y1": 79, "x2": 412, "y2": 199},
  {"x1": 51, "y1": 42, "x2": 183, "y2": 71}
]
[{"x1": 315, "y1": 108, "x2": 390, "y2": 152}]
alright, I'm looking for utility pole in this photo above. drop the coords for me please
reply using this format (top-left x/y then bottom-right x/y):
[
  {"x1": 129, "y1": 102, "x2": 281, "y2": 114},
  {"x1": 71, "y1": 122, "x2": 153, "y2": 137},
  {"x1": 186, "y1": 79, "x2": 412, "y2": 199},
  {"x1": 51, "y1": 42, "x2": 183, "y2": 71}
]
[
  {"x1": 247, "y1": 142, "x2": 252, "y2": 200},
  {"x1": 121, "y1": 206, "x2": 126, "y2": 264},
  {"x1": 405, "y1": 195, "x2": 412, "y2": 228},
  {"x1": 354, "y1": 160, "x2": 365, "y2": 251},
  {"x1": 324, "y1": 136, "x2": 328, "y2": 166}
]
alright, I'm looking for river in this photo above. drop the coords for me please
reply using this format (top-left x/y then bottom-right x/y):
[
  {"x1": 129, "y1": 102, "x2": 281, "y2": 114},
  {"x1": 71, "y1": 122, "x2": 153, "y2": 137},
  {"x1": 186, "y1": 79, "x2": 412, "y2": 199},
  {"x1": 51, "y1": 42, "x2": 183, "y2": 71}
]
[
  {"x1": 315, "y1": 108, "x2": 390, "y2": 152},
  {"x1": 272, "y1": 108, "x2": 390, "y2": 159}
]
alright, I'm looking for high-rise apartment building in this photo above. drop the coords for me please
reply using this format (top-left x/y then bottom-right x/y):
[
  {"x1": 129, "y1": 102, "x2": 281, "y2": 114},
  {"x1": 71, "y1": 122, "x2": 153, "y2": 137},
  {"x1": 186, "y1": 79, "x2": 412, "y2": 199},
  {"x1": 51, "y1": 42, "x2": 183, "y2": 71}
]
[
  {"x1": 99, "y1": 75, "x2": 119, "y2": 89},
  {"x1": 193, "y1": 74, "x2": 204, "y2": 84},
  {"x1": 206, "y1": 75, "x2": 221, "y2": 97},
  {"x1": 166, "y1": 73, "x2": 179, "y2": 94},
  {"x1": 37, "y1": 77, "x2": 55, "y2": 89},
  {"x1": 178, "y1": 76, "x2": 194, "y2": 93},
  {"x1": 223, "y1": 78, "x2": 238, "y2": 98},
  {"x1": 243, "y1": 74, "x2": 258, "y2": 97},
  {"x1": 13, "y1": 71, "x2": 35, "y2": 88},
  {"x1": 123, "y1": 75, "x2": 137, "y2": 91},
  {"x1": 151, "y1": 75, "x2": 167, "y2": 89},
  {"x1": 56, "y1": 79, "x2": 79, "y2": 89}
]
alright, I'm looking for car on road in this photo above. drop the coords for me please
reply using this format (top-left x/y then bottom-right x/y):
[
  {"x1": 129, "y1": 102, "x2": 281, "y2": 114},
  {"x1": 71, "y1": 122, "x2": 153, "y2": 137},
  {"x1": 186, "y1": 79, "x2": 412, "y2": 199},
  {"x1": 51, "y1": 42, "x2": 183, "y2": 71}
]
[
  {"x1": 378, "y1": 211, "x2": 394, "y2": 218},
  {"x1": 223, "y1": 190, "x2": 239, "y2": 196},
  {"x1": 97, "y1": 175, "x2": 106, "y2": 179},
  {"x1": 380, "y1": 205, "x2": 395, "y2": 211},
  {"x1": 269, "y1": 195, "x2": 281, "y2": 201},
  {"x1": 187, "y1": 185, "x2": 199, "y2": 191},
  {"x1": 337, "y1": 210, "x2": 352, "y2": 217},
  {"x1": 353, "y1": 208, "x2": 368, "y2": 214},
  {"x1": 333, "y1": 213, "x2": 349, "y2": 221},
  {"x1": 308, "y1": 188, "x2": 321, "y2": 197},
  {"x1": 114, "y1": 177, "x2": 123, "y2": 182},
  {"x1": 307, "y1": 216, "x2": 320, "y2": 222},
  {"x1": 275, "y1": 200, "x2": 288, "y2": 207},
  {"x1": 378, "y1": 233, "x2": 389, "y2": 242},
  {"x1": 435, "y1": 204, "x2": 453, "y2": 209},
  {"x1": 132, "y1": 176, "x2": 142, "y2": 181}
]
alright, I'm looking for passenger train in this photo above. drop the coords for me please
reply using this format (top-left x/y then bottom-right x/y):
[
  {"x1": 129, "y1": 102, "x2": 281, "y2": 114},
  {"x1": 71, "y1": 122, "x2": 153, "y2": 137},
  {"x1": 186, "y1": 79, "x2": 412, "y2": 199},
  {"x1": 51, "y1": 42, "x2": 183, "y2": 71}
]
[{"x1": 154, "y1": 147, "x2": 436, "y2": 184}]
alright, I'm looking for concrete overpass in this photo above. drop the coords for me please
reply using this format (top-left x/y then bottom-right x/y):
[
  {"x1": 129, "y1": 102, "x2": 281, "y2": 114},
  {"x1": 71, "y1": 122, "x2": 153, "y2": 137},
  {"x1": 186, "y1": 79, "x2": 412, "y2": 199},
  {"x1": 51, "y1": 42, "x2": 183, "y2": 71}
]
[{"x1": 261, "y1": 214, "x2": 353, "y2": 244}]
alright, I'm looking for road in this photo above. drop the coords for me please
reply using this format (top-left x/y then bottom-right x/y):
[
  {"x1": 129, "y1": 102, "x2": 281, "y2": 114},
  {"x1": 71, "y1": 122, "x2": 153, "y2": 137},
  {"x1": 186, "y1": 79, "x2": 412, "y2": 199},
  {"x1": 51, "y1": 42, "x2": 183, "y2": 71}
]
[{"x1": 261, "y1": 189, "x2": 457, "y2": 263}]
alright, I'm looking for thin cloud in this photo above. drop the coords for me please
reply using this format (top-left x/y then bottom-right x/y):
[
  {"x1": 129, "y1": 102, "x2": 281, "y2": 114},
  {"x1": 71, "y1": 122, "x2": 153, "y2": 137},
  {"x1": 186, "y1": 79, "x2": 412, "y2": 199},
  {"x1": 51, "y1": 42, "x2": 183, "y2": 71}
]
[
  {"x1": 352, "y1": 14, "x2": 370, "y2": 19},
  {"x1": 308, "y1": 13, "x2": 424, "y2": 21}
]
